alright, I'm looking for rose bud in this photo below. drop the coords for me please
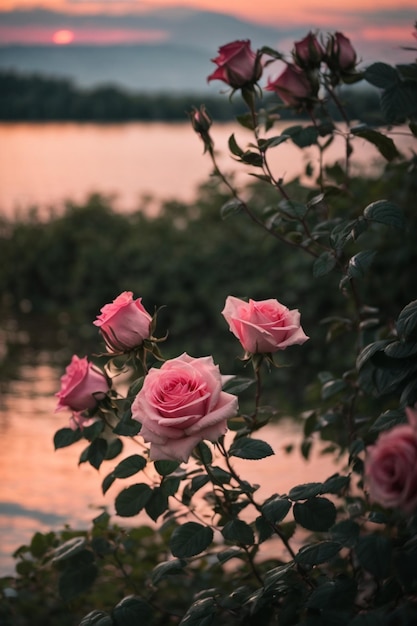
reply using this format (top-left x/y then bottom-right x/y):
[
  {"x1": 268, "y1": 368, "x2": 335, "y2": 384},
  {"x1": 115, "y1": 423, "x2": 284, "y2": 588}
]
[
  {"x1": 222, "y1": 296, "x2": 309, "y2": 355},
  {"x1": 326, "y1": 32, "x2": 357, "y2": 72},
  {"x1": 131, "y1": 353, "x2": 238, "y2": 462},
  {"x1": 293, "y1": 32, "x2": 324, "y2": 69},
  {"x1": 55, "y1": 355, "x2": 109, "y2": 414},
  {"x1": 189, "y1": 105, "x2": 214, "y2": 153},
  {"x1": 208, "y1": 40, "x2": 262, "y2": 89},
  {"x1": 94, "y1": 291, "x2": 152, "y2": 353},
  {"x1": 265, "y1": 63, "x2": 317, "y2": 108}
]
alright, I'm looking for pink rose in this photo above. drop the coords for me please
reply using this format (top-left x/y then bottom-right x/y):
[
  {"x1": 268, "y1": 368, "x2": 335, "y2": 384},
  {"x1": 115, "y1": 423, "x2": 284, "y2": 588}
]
[
  {"x1": 55, "y1": 355, "x2": 109, "y2": 413},
  {"x1": 265, "y1": 64, "x2": 315, "y2": 107},
  {"x1": 131, "y1": 353, "x2": 238, "y2": 462},
  {"x1": 293, "y1": 32, "x2": 324, "y2": 69},
  {"x1": 365, "y1": 416, "x2": 417, "y2": 515},
  {"x1": 326, "y1": 32, "x2": 357, "y2": 72},
  {"x1": 222, "y1": 296, "x2": 309, "y2": 354},
  {"x1": 93, "y1": 291, "x2": 152, "y2": 352},
  {"x1": 208, "y1": 40, "x2": 262, "y2": 89}
]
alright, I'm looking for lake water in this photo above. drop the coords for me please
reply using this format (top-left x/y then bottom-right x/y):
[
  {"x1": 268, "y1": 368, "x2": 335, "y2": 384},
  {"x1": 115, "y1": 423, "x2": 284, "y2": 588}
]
[
  {"x1": 1, "y1": 121, "x2": 414, "y2": 218},
  {"x1": 0, "y1": 120, "x2": 413, "y2": 577}
]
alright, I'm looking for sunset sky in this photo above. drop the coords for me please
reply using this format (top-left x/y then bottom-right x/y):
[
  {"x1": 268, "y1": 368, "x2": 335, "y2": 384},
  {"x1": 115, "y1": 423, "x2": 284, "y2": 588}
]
[{"x1": 0, "y1": 0, "x2": 416, "y2": 62}]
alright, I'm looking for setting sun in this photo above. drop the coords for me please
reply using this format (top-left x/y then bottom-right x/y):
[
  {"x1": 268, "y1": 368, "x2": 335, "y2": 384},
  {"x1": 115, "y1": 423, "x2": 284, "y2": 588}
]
[{"x1": 52, "y1": 29, "x2": 74, "y2": 44}]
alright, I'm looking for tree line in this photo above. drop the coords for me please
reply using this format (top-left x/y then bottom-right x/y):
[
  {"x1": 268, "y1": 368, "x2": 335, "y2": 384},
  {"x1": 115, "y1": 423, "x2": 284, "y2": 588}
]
[{"x1": 0, "y1": 70, "x2": 384, "y2": 123}]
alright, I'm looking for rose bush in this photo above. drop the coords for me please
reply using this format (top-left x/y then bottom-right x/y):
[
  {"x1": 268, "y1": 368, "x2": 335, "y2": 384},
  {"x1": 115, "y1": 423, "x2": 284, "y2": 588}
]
[
  {"x1": 131, "y1": 352, "x2": 238, "y2": 461},
  {"x1": 5, "y1": 26, "x2": 417, "y2": 626},
  {"x1": 55, "y1": 354, "x2": 109, "y2": 413},
  {"x1": 93, "y1": 290, "x2": 152, "y2": 353},
  {"x1": 207, "y1": 39, "x2": 262, "y2": 89},
  {"x1": 222, "y1": 296, "x2": 309, "y2": 355}
]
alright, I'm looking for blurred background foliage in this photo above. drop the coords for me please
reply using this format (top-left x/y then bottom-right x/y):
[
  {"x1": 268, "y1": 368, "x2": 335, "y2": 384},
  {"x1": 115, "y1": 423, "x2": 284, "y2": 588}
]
[{"x1": 1, "y1": 155, "x2": 416, "y2": 412}]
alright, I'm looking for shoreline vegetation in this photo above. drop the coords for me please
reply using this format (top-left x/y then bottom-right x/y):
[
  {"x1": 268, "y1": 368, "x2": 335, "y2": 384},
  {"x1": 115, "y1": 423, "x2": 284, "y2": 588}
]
[{"x1": 0, "y1": 70, "x2": 384, "y2": 123}]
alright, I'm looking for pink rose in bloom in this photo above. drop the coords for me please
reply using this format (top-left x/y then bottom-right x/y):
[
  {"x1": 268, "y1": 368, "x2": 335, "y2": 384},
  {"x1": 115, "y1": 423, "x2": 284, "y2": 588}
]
[
  {"x1": 94, "y1": 291, "x2": 152, "y2": 352},
  {"x1": 326, "y1": 32, "x2": 357, "y2": 72},
  {"x1": 293, "y1": 32, "x2": 324, "y2": 69},
  {"x1": 222, "y1": 296, "x2": 309, "y2": 354},
  {"x1": 208, "y1": 40, "x2": 262, "y2": 89},
  {"x1": 55, "y1": 355, "x2": 109, "y2": 413},
  {"x1": 365, "y1": 416, "x2": 417, "y2": 515},
  {"x1": 265, "y1": 64, "x2": 315, "y2": 107},
  {"x1": 131, "y1": 353, "x2": 238, "y2": 462}
]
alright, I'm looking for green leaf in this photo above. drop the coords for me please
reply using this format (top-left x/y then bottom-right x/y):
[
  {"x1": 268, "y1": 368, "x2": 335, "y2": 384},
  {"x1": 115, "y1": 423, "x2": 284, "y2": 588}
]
[
  {"x1": 51, "y1": 537, "x2": 87, "y2": 562},
  {"x1": 217, "y1": 548, "x2": 244, "y2": 563},
  {"x1": 255, "y1": 516, "x2": 274, "y2": 542},
  {"x1": 79, "y1": 610, "x2": 113, "y2": 626},
  {"x1": 170, "y1": 522, "x2": 213, "y2": 558},
  {"x1": 102, "y1": 473, "x2": 115, "y2": 495},
  {"x1": 236, "y1": 112, "x2": 256, "y2": 130},
  {"x1": 222, "y1": 376, "x2": 254, "y2": 394},
  {"x1": 260, "y1": 134, "x2": 289, "y2": 149},
  {"x1": 113, "y1": 454, "x2": 146, "y2": 478},
  {"x1": 113, "y1": 416, "x2": 141, "y2": 436},
  {"x1": 295, "y1": 541, "x2": 341, "y2": 565},
  {"x1": 364, "y1": 62, "x2": 399, "y2": 88},
  {"x1": 278, "y1": 199, "x2": 308, "y2": 219},
  {"x1": 262, "y1": 496, "x2": 292, "y2": 523},
  {"x1": 179, "y1": 597, "x2": 216, "y2": 626},
  {"x1": 356, "y1": 535, "x2": 392, "y2": 579},
  {"x1": 112, "y1": 595, "x2": 152, "y2": 626},
  {"x1": 58, "y1": 550, "x2": 98, "y2": 601},
  {"x1": 87, "y1": 438, "x2": 108, "y2": 470},
  {"x1": 321, "y1": 378, "x2": 347, "y2": 400},
  {"x1": 293, "y1": 497, "x2": 337, "y2": 532},
  {"x1": 222, "y1": 519, "x2": 255, "y2": 545},
  {"x1": 228, "y1": 133, "x2": 245, "y2": 157},
  {"x1": 154, "y1": 459, "x2": 180, "y2": 476},
  {"x1": 220, "y1": 198, "x2": 244, "y2": 219},
  {"x1": 151, "y1": 559, "x2": 186, "y2": 585},
  {"x1": 229, "y1": 437, "x2": 274, "y2": 460},
  {"x1": 105, "y1": 437, "x2": 123, "y2": 460},
  {"x1": 313, "y1": 251, "x2": 337, "y2": 278},
  {"x1": 115, "y1": 483, "x2": 153, "y2": 517},
  {"x1": 240, "y1": 151, "x2": 263, "y2": 167},
  {"x1": 194, "y1": 442, "x2": 213, "y2": 464},
  {"x1": 363, "y1": 200, "x2": 405, "y2": 230},
  {"x1": 330, "y1": 519, "x2": 360, "y2": 548},
  {"x1": 54, "y1": 427, "x2": 82, "y2": 449},
  {"x1": 145, "y1": 488, "x2": 169, "y2": 521},
  {"x1": 348, "y1": 250, "x2": 377, "y2": 279},
  {"x1": 351, "y1": 125, "x2": 400, "y2": 161},
  {"x1": 396, "y1": 300, "x2": 417, "y2": 341},
  {"x1": 289, "y1": 482, "x2": 323, "y2": 501},
  {"x1": 285, "y1": 124, "x2": 319, "y2": 147},
  {"x1": 381, "y1": 82, "x2": 417, "y2": 123},
  {"x1": 83, "y1": 420, "x2": 105, "y2": 441},
  {"x1": 322, "y1": 474, "x2": 350, "y2": 495}
]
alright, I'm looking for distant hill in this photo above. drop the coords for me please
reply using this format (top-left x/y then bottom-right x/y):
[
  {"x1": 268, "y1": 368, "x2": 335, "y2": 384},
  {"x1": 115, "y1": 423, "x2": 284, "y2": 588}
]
[
  {"x1": 0, "y1": 7, "x2": 294, "y2": 92},
  {"x1": 0, "y1": 43, "x2": 219, "y2": 93}
]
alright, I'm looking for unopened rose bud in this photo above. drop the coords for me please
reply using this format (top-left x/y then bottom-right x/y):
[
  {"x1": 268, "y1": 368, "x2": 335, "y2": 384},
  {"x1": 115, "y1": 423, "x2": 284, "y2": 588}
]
[
  {"x1": 265, "y1": 63, "x2": 317, "y2": 108},
  {"x1": 189, "y1": 105, "x2": 214, "y2": 153},
  {"x1": 208, "y1": 40, "x2": 262, "y2": 90},
  {"x1": 326, "y1": 32, "x2": 357, "y2": 73},
  {"x1": 190, "y1": 105, "x2": 212, "y2": 134},
  {"x1": 293, "y1": 32, "x2": 324, "y2": 69}
]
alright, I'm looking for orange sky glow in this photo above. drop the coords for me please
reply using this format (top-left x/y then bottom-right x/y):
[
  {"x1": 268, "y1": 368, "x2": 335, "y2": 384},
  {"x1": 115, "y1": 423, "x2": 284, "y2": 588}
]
[
  {"x1": 0, "y1": 0, "x2": 415, "y2": 48},
  {"x1": 2, "y1": 0, "x2": 417, "y2": 23}
]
